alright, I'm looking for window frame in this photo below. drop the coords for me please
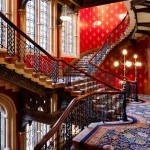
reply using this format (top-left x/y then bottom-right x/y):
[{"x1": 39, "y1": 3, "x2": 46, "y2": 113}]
[
  {"x1": 61, "y1": 11, "x2": 79, "y2": 58},
  {"x1": 26, "y1": 0, "x2": 56, "y2": 55}
]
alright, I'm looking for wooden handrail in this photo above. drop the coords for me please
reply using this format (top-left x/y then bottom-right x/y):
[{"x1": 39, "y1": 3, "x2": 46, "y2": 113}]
[
  {"x1": 34, "y1": 90, "x2": 124, "y2": 149},
  {"x1": 0, "y1": 11, "x2": 119, "y2": 91},
  {"x1": 89, "y1": 12, "x2": 129, "y2": 67},
  {"x1": 88, "y1": 11, "x2": 137, "y2": 86},
  {"x1": 0, "y1": 12, "x2": 56, "y2": 61}
]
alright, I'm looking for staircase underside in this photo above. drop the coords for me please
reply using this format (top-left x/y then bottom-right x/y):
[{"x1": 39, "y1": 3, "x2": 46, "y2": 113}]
[{"x1": 134, "y1": 1, "x2": 150, "y2": 38}]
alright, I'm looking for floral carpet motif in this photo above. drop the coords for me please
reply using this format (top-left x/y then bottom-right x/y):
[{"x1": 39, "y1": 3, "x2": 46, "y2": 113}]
[{"x1": 80, "y1": 97, "x2": 150, "y2": 150}]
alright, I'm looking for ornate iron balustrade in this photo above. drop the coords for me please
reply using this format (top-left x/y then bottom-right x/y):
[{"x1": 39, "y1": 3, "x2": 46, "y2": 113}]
[
  {"x1": 90, "y1": 12, "x2": 130, "y2": 72},
  {"x1": 0, "y1": 12, "x2": 117, "y2": 92},
  {"x1": 84, "y1": 12, "x2": 129, "y2": 90},
  {"x1": 34, "y1": 91, "x2": 127, "y2": 150},
  {"x1": 82, "y1": 11, "x2": 137, "y2": 101}
]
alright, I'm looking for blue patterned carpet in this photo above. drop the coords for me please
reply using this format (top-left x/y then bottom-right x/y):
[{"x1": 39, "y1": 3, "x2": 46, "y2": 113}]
[{"x1": 79, "y1": 97, "x2": 150, "y2": 150}]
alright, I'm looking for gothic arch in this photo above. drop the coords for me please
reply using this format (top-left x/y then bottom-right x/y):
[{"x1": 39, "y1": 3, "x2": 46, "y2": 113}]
[{"x1": 0, "y1": 93, "x2": 17, "y2": 150}]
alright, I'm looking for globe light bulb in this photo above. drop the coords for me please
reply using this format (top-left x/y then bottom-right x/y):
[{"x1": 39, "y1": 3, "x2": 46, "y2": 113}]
[
  {"x1": 114, "y1": 61, "x2": 119, "y2": 67},
  {"x1": 126, "y1": 61, "x2": 132, "y2": 67},
  {"x1": 134, "y1": 54, "x2": 138, "y2": 59},
  {"x1": 122, "y1": 49, "x2": 127, "y2": 55},
  {"x1": 136, "y1": 62, "x2": 142, "y2": 66}
]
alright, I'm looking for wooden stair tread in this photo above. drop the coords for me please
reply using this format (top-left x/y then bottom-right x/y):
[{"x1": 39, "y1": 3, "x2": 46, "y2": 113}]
[{"x1": 72, "y1": 127, "x2": 94, "y2": 149}]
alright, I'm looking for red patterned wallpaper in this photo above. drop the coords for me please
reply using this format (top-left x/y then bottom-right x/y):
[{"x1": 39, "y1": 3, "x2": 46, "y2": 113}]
[
  {"x1": 79, "y1": 2, "x2": 127, "y2": 54},
  {"x1": 101, "y1": 36, "x2": 150, "y2": 94}
]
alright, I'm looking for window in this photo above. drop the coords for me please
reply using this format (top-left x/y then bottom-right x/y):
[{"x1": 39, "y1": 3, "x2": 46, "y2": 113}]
[
  {"x1": 26, "y1": 0, "x2": 52, "y2": 53},
  {"x1": 26, "y1": 121, "x2": 51, "y2": 150},
  {"x1": 61, "y1": 9, "x2": 78, "y2": 57},
  {"x1": 0, "y1": 0, "x2": 5, "y2": 12},
  {"x1": 26, "y1": 0, "x2": 35, "y2": 41},
  {"x1": 0, "y1": 105, "x2": 5, "y2": 149},
  {"x1": 0, "y1": 93, "x2": 17, "y2": 150}
]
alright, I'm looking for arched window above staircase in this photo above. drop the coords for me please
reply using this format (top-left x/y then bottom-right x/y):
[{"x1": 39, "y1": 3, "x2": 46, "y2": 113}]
[
  {"x1": 26, "y1": 121, "x2": 51, "y2": 150},
  {"x1": 61, "y1": 9, "x2": 79, "y2": 58},
  {"x1": 0, "y1": 93, "x2": 17, "y2": 150},
  {"x1": 26, "y1": 0, "x2": 56, "y2": 54}
]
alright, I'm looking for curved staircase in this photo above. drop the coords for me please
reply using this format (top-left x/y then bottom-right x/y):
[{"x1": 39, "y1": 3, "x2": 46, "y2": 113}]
[
  {"x1": 0, "y1": 1, "x2": 141, "y2": 149},
  {"x1": 33, "y1": 1, "x2": 137, "y2": 149}
]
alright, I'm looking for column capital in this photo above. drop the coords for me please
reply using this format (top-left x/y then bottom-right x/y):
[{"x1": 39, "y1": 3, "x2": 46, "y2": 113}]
[
  {"x1": 57, "y1": 24, "x2": 62, "y2": 29},
  {"x1": 18, "y1": 9, "x2": 26, "y2": 16}
]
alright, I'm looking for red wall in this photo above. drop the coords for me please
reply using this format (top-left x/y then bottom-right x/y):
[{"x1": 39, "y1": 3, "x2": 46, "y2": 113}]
[
  {"x1": 63, "y1": 2, "x2": 128, "y2": 63},
  {"x1": 79, "y1": 2, "x2": 127, "y2": 54},
  {"x1": 101, "y1": 36, "x2": 150, "y2": 94}
]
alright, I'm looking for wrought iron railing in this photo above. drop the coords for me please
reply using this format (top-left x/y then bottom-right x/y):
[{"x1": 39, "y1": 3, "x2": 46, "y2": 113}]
[
  {"x1": 89, "y1": 12, "x2": 130, "y2": 73},
  {"x1": 84, "y1": 11, "x2": 137, "y2": 101},
  {"x1": 34, "y1": 91, "x2": 127, "y2": 150},
  {"x1": 0, "y1": 12, "x2": 119, "y2": 91},
  {"x1": 0, "y1": 11, "x2": 129, "y2": 150}
]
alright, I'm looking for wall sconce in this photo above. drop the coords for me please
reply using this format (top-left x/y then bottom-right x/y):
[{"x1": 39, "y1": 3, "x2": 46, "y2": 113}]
[{"x1": 60, "y1": 5, "x2": 72, "y2": 22}]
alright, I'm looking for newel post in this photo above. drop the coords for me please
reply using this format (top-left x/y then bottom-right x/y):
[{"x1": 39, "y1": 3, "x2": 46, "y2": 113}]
[{"x1": 122, "y1": 84, "x2": 127, "y2": 121}]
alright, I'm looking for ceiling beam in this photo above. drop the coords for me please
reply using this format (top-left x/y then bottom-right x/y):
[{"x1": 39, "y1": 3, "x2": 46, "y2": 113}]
[
  {"x1": 69, "y1": 0, "x2": 83, "y2": 8},
  {"x1": 81, "y1": 0, "x2": 125, "y2": 8},
  {"x1": 135, "y1": 7, "x2": 150, "y2": 13},
  {"x1": 137, "y1": 22, "x2": 150, "y2": 27},
  {"x1": 136, "y1": 30, "x2": 150, "y2": 36},
  {"x1": 131, "y1": 0, "x2": 147, "y2": 7}
]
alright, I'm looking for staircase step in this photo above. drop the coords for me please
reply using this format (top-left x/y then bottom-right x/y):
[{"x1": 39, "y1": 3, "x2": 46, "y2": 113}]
[
  {"x1": 5, "y1": 56, "x2": 17, "y2": 64},
  {"x1": 24, "y1": 67, "x2": 34, "y2": 74},
  {"x1": 39, "y1": 75, "x2": 47, "y2": 82},
  {"x1": 0, "y1": 49, "x2": 7, "y2": 57},
  {"x1": 5, "y1": 63, "x2": 16, "y2": 70},
  {"x1": 15, "y1": 62, "x2": 25, "y2": 69},
  {"x1": 71, "y1": 90, "x2": 83, "y2": 96},
  {"x1": 46, "y1": 79, "x2": 53, "y2": 85},
  {"x1": 0, "y1": 57, "x2": 7, "y2": 64},
  {"x1": 72, "y1": 127, "x2": 95, "y2": 149}
]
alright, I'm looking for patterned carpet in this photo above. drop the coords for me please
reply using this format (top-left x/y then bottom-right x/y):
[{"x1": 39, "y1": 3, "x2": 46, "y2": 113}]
[{"x1": 78, "y1": 96, "x2": 150, "y2": 150}]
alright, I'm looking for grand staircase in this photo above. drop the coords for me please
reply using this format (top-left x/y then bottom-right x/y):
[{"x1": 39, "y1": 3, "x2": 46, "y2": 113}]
[{"x1": 0, "y1": 0, "x2": 148, "y2": 149}]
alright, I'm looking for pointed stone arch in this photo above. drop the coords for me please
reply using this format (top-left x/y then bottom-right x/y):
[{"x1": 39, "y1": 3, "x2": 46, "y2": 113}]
[{"x1": 0, "y1": 93, "x2": 17, "y2": 150}]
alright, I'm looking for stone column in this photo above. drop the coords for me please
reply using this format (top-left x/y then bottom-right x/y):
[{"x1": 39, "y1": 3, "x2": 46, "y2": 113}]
[
  {"x1": 4, "y1": 117, "x2": 12, "y2": 150},
  {"x1": 18, "y1": 132, "x2": 26, "y2": 150},
  {"x1": 49, "y1": 1, "x2": 53, "y2": 53},
  {"x1": 18, "y1": 9, "x2": 26, "y2": 32},
  {"x1": 52, "y1": 0, "x2": 57, "y2": 55},
  {"x1": 5, "y1": 0, "x2": 11, "y2": 19},
  {"x1": 37, "y1": 0, "x2": 41, "y2": 44},
  {"x1": 58, "y1": 24, "x2": 62, "y2": 58},
  {"x1": 17, "y1": 9, "x2": 26, "y2": 64},
  {"x1": 76, "y1": 12, "x2": 80, "y2": 57},
  {"x1": 58, "y1": 24, "x2": 63, "y2": 78},
  {"x1": 53, "y1": 91, "x2": 58, "y2": 112}
]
